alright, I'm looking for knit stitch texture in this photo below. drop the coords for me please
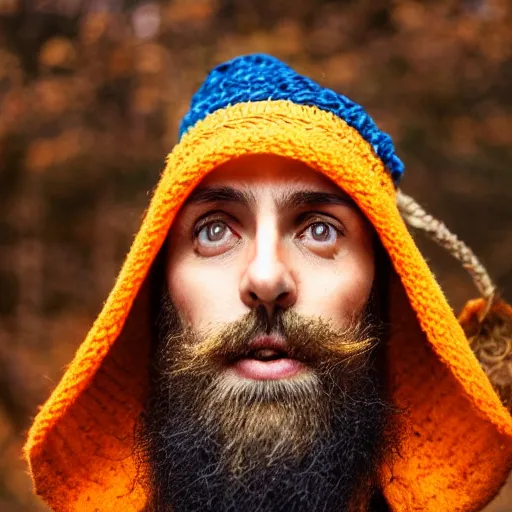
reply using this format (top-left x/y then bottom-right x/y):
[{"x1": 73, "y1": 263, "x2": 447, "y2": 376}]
[
  {"x1": 24, "y1": 57, "x2": 512, "y2": 512},
  {"x1": 179, "y1": 54, "x2": 405, "y2": 183}
]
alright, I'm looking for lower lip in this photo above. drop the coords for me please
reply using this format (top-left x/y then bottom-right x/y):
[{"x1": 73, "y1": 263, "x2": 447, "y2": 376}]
[{"x1": 232, "y1": 358, "x2": 305, "y2": 380}]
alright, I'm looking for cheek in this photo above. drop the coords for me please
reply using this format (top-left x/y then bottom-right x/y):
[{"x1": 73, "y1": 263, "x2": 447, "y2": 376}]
[
  {"x1": 166, "y1": 257, "x2": 243, "y2": 329},
  {"x1": 298, "y1": 250, "x2": 375, "y2": 329}
]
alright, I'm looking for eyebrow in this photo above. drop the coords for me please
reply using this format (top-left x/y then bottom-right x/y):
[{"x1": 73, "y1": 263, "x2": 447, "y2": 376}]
[{"x1": 184, "y1": 186, "x2": 356, "y2": 211}]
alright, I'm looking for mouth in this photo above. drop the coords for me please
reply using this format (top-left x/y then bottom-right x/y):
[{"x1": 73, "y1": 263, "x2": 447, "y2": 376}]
[{"x1": 229, "y1": 335, "x2": 306, "y2": 380}]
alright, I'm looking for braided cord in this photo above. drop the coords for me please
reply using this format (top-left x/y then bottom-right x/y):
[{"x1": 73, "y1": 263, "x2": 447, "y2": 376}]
[{"x1": 397, "y1": 190, "x2": 496, "y2": 310}]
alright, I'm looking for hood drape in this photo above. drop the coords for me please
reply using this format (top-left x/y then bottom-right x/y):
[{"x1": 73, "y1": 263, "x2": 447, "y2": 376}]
[{"x1": 25, "y1": 54, "x2": 512, "y2": 512}]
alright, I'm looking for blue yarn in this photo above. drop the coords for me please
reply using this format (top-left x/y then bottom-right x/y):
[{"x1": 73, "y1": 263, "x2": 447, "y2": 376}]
[{"x1": 179, "y1": 54, "x2": 405, "y2": 183}]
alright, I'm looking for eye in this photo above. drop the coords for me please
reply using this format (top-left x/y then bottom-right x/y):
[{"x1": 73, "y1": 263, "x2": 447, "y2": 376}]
[
  {"x1": 302, "y1": 221, "x2": 340, "y2": 244},
  {"x1": 194, "y1": 219, "x2": 239, "y2": 255},
  {"x1": 297, "y1": 219, "x2": 345, "y2": 257},
  {"x1": 199, "y1": 221, "x2": 229, "y2": 243},
  {"x1": 309, "y1": 222, "x2": 336, "y2": 242}
]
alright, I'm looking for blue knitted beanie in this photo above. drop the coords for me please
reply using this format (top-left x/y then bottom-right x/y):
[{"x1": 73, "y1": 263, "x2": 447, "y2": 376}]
[{"x1": 179, "y1": 54, "x2": 404, "y2": 183}]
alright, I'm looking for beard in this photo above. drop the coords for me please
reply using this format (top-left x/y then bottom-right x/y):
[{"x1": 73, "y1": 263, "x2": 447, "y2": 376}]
[{"x1": 135, "y1": 289, "x2": 395, "y2": 512}]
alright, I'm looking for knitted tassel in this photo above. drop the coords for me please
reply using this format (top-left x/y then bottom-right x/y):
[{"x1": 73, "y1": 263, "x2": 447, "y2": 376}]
[{"x1": 397, "y1": 190, "x2": 512, "y2": 411}]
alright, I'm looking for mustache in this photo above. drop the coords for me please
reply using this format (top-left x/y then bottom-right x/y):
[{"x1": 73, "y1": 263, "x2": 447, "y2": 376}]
[
  {"x1": 139, "y1": 298, "x2": 395, "y2": 512},
  {"x1": 158, "y1": 304, "x2": 382, "y2": 379}
]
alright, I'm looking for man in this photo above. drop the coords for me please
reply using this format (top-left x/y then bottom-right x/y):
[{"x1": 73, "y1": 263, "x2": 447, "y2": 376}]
[{"x1": 25, "y1": 54, "x2": 512, "y2": 511}]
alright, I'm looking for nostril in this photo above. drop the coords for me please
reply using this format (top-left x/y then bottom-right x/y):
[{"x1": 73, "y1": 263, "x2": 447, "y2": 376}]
[
  {"x1": 247, "y1": 291, "x2": 289, "y2": 305},
  {"x1": 277, "y1": 291, "x2": 289, "y2": 303}
]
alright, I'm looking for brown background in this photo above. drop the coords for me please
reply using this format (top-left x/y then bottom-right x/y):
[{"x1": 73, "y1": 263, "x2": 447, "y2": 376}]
[{"x1": 1, "y1": 0, "x2": 511, "y2": 510}]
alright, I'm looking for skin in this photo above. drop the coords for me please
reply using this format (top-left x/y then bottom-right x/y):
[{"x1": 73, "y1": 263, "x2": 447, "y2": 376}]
[{"x1": 166, "y1": 153, "x2": 375, "y2": 341}]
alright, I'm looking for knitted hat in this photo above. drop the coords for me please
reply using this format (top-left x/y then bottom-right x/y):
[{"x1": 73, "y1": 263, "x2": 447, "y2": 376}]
[{"x1": 25, "y1": 54, "x2": 512, "y2": 511}]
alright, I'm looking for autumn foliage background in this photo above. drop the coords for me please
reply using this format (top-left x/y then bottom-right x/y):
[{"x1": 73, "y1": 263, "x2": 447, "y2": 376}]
[{"x1": 1, "y1": 0, "x2": 512, "y2": 510}]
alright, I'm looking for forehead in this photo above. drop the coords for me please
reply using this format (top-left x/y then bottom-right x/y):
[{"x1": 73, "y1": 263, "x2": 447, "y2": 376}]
[{"x1": 197, "y1": 154, "x2": 345, "y2": 196}]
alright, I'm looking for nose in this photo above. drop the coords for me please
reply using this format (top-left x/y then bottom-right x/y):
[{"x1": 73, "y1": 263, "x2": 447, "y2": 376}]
[{"x1": 239, "y1": 223, "x2": 297, "y2": 317}]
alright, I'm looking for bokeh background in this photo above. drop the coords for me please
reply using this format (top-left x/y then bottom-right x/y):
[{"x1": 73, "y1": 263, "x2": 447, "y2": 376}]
[{"x1": 1, "y1": 0, "x2": 511, "y2": 510}]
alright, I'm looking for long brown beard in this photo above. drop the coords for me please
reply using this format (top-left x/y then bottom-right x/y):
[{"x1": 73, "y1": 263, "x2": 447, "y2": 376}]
[{"x1": 136, "y1": 292, "x2": 395, "y2": 512}]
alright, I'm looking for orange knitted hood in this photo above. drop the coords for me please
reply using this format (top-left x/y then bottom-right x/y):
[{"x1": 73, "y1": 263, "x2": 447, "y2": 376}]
[{"x1": 25, "y1": 55, "x2": 512, "y2": 512}]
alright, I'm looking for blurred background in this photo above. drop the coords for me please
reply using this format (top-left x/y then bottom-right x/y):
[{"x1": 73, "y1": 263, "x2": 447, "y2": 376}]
[{"x1": 0, "y1": 0, "x2": 511, "y2": 510}]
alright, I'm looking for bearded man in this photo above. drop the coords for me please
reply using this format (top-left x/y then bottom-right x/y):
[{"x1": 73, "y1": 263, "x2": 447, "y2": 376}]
[{"x1": 25, "y1": 54, "x2": 512, "y2": 512}]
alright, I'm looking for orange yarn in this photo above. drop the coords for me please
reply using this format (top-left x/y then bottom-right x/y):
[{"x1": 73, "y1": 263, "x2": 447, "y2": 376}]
[{"x1": 24, "y1": 101, "x2": 512, "y2": 511}]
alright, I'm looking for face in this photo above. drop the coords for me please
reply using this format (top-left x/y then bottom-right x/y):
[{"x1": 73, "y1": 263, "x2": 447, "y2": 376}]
[
  {"x1": 137, "y1": 155, "x2": 393, "y2": 512},
  {"x1": 167, "y1": 154, "x2": 375, "y2": 334}
]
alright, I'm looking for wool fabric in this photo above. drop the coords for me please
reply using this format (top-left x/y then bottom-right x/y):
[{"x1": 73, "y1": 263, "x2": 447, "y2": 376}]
[
  {"x1": 25, "y1": 55, "x2": 512, "y2": 512},
  {"x1": 180, "y1": 54, "x2": 405, "y2": 183}
]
